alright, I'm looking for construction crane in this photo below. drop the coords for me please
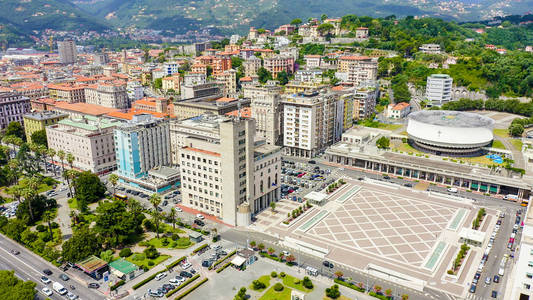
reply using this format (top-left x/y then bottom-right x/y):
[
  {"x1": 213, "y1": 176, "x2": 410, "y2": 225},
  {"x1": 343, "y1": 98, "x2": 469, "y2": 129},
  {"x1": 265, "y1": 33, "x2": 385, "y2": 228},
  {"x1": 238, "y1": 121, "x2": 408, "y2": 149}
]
[{"x1": 48, "y1": 36, "x2": 53, "y2": 53}]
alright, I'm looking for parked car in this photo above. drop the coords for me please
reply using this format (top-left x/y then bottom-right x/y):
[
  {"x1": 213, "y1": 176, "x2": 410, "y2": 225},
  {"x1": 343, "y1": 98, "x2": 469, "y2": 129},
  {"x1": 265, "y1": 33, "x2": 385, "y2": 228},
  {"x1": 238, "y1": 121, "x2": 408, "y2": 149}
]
[
  {"x1": 491, "y1": 291, "x2": 498, "y2": 298},
  {"x1": 10, "y1": 249, "x2": 19, "y2": 255},
  {"x1": 180, "y1": 271, "x2": 192, "y2": 278},
  {"x1": 41, "y1": 276, "x2": 51, "y2": 284},
  {"x1": 485, "y1": 277, "x2": 491, "y2": 284},
  {"x1": 196, "y1": 214, "x2": 205, "y2": 220},
  {"x1": 493, "y1": 275, "x2": 500, "y2": 283},
  {"x1": 41, "y1": 287, "x2": 53, "y2": 297},
  {"x1": 87, "y1": 282, "x2": 99, "y2": 289},
  {"x1": 447, "y1": 187, "x2": 458, "y2": 193},
  {"x1": 469, "y1": 283, "x2": 476, "y2": 293},
  {"x1": 59, "y1": 274, "x2": 69, "y2": 281},
  {"x1": 194, "y1": 219, "x2": 205, "y2": 226},
  {"x1": 323, "y1": 261, "x2": 334, "y2": 268},
  {"x1": 147, "y1": 288, "x2": 164, "y2": 298},
  {"x1": 43, "y1": 269, "x2": 53, "y2": 276},
  {"x1": 155, "y1": 272, "x2": 167, "y2": 281}
]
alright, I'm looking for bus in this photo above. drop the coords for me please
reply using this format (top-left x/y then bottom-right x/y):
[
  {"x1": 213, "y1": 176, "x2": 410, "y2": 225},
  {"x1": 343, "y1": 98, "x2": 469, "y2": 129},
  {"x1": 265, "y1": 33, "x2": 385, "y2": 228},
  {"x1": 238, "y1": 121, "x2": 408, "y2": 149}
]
[
  {"x1": 521, "y1": 199, "x2": 529, "y2": 207},
  {"x1": 114, "y1": 193, "x2": 128, "y2": 201}
]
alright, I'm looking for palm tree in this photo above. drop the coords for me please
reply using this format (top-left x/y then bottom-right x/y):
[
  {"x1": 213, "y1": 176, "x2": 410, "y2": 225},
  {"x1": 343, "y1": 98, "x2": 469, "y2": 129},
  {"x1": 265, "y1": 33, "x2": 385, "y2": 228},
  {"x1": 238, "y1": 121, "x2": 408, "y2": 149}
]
[
  {"x1": 267, "y1": 247, "x2": 275, "y2": 256},
  {"x1": 109, "y1": 174, "x2": 119, "y2": 195},
  {"x1": 10, "y1": 184, "x2": 23, "y2": 203},
  {"x1": 46, "y1": 148, "x2": 56, "y2": 176},
  {"x1": 57, "y1": 150, "x2": 65, "y2": 176},
  {"x1": 169, "y1": 207, "x2": 176, "y2": 230},
  {"x1": 64, "y1": 169, "x2": 75, "y2": 197},
  {"x1": 38, "y1": 145, "x2": 47, "y2": 173},
  {"x1": 22, "y1": 175, "x2": 40, "y2": 221},
  {"x1": 8, "y1": 159, "x2": 20, "y2": 184},
  {"x1": 149, "y1": 193, "x2": 162, "y2": 238},
  {"x1": 250, "y1": 241, "x2": 256, "y2": 248},
  {"x1": 66, "y1": 153, "x2": 74, "y2": 169},
  {"x1": 43, "y1": 210, "x2": 54, "y2": 236}
]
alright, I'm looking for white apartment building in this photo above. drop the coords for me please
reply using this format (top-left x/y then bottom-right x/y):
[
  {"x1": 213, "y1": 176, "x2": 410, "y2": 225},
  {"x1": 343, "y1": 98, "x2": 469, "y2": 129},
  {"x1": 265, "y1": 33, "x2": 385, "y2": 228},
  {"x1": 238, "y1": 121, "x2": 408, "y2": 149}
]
[
  {"x1": 215, "y1": 69, "x2": 237, "y2": 97},
  {"x1": 294, "y1": 69, "x2": 323, "y2": 83},
  {"x1": 247, "y1": 85, "x2": 283, "y2": 145},
  {"x1": 304, "y1": 55, "x2": 322, "y2": 68},
  {"x1": 127, "y1": 81, "x2": 144, "y2": 101},
  {"x1": 282, "y1": 91, "x2": 342, "y2": 158},
  {"x1": 172, "y1": 114, "x2": 281, "y2": 226},
  {"x1": 85, "y1": 83, "x2": 129, "y2": 109},
  {"x1": 508, "y1": 206, "x2": 533, "y2": 300},
  {"x1": 163, "y1": 62, "x2": 180, "y2": 76},
  {"x1": 57, "y1": 40, "x2": 77, "y2": 64},
  {"x1": 0, "y1": 92, "x2": 31, "y2": 130},
  {"x1": 353, "y1": 81, "x2": 380, "y2": 120},
  {"x1": 46, "y1": 116, "x2": 121, "y2": 174},
  {"x1": 337, "y1": 56, "x2": 378, "y2": 86},
  {"x1": 243, "y1": 56, "x2": 262, "y2": 77},
  {"x1": 419, "y1": 44, "x2": 442, "y2": 54},
  {"x1": 426, "y1": 74, "x2": 453, "y2": 106}
]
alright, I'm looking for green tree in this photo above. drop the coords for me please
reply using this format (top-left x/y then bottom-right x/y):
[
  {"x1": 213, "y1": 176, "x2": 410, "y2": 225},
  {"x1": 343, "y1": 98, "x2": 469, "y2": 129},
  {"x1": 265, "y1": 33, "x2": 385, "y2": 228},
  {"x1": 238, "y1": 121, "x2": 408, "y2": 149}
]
[
  {"x1": 257, "y1": 67, "x2": 272, "y2": 84},
  {"x1": 376, "y1": 136, "x2": 390, "y2": 149},
  {"x1": 325, "y1": 284, "x2": 340, "y2": 299},
  {"x1": 149, "y1": 193, "x2": 162, "y2": 238},
  {"x1": 95, "y1": 199, "x2": 144, "y2": 247},
  {"x1": 73, "y1": 171, "x2": 106, "y2": 210},
  {"x1": 317, "y1": 23, "x2": 335, "y2": 36},
  {"x1": 168, "y1": 207, "x2": 177, "y2": 230},
  {"x1": 100, "y1": 250, "x2": 114, "y2": 262},
  {"x1": 231, "y1": 56, "x2": 244, "y2": 68},
  {"x1": 0, "y1": 270, "x2": 36, "y2": 300},
  {"x1": 46, "y1": 148, "x2": 56, "y2": 176},
  {"x1": 277, "y1": 70, "x2": 289, "y2": 85},
  {"x1": 509, "y1": 124, "x2": 524, "y2": 137},
  {"x1": 153, "y1": 78, "x2": 163, "y2": 90},
  {"x1": 290, "y1": 18, "x2": 302, "y2": 26},
  {"x1": 270, "y1": 201, "x2": 276, "y2": 212},
  {"x1": 57, "y1": 150, "x2": 66, "y2": 176},
  {"x1": 321, "y1": 14, "x2": 328, "y2": 22},
  {"x1": 61, "y1": 226, "x2": 101, "y2": 263},
  {"x1": 108, "y1": 173, "x2": 119, "y2": 195},
  {"x1": 30, "y1": 130, "x2": 47, "y2": 148},
  {"x1": 234, "y1": 287, "x2": 247, "y2": 300},
  {"x1": 5, "y1": 122, "x2": 25, "y2": 140}
]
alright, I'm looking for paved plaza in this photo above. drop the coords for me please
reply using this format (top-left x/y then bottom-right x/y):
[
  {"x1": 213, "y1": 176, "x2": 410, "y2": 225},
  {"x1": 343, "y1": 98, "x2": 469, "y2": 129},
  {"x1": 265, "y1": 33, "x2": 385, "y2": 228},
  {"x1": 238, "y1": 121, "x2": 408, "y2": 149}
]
[
  {"x1": 308, "y1": 188, "x2": 456, "y2": 265},
  {"x1": 258, "y1": 178, "x2": 499, "y2": 298}
]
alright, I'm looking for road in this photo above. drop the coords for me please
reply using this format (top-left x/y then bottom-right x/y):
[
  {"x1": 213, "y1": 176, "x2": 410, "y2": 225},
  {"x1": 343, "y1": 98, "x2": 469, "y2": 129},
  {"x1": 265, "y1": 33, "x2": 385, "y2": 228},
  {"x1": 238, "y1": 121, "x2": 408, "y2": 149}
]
[{"x1": 0, "y1": 233, "x2": 102, "y2": 299}]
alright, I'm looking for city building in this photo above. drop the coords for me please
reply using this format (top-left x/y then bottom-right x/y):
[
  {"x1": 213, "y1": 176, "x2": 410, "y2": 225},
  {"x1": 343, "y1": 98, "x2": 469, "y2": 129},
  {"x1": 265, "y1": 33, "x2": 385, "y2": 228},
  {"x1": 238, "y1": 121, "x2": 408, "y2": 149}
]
[
  {"x1": 304, "y1": 55, "x2": 322, "y2": 68},
  {"x1": 174, "y1": 95, "x2": 250, "y2": 120},
  {"x1": 162, "y1": 75, "x2": 181, "y2": 93},
  {"x1": 215, "y1": 69, "x2": 237, "y2": 97},
  {"x1": 93, "y1": 52, "x2": 109, "y2": 65},
  {"x1": 507, "y1": 205, "x2": 533, "y2": 300},
  {"x1": 355, "y1": 27, "x2": 369, "y2": 39},
  {"x1": 85, "y1": 83, "x2": 129, "y2": 109},
  {"x1": 163, "y1": 62, "x2": 180, "y2": 76},
  {"x1": 23, "y1": 111, "x2": 68, "y2": 143},
  {"x1": 114, "y1": 114, "x2": 174, "y2": 192},
  {"x1": 426, "y1": 74, "x2": 453, "y2": 106},
  {"x1": 172, "y1": 114, "x2": 281, "y2": 225},
  {"x1": 263, "y1": 55, "x2": 295, "y2": 78},
  {"x1": 57, "y1": 40, "x2": 77, "y2": 64},
  {"x1": 243, "y1": 56, "x2": 262, "y2": 77},
  {"x1": 180, "y1": 82, "x2": 223, "y2": 100},
  {"x1": 419, "y1": 44, "x2": 442, "y2": 54},
  {"x1": 132, "y1": 97, "x2": 172, "y2": 116},
  {"x1": 294, "y1": 69, "x2": 323, "y2": 83},
  {"x1": 247, "y1": 85, "x2": 283, "y2": 145},
  {"x1": 353, "y1": 81, "x2": 379, "y2": 120},
  {"x1": 337, "y1": 56, "x2": 378, "y2": 86},
  {"x1": 46, "y1": 116, "x2": 121, "y2": 174},
  {"x1": 0, "y1": 92, "x2": 31, "y2": 130},
  {"x1": 126, "y1": 81, "x2": 144, "y2": 101},
  {"x1": 407, "y1": 110, "x2": 494, "y2": 156},
  {"x1": 8, "y1": 82, "x2": 49, "y2": 101},
  {"x1": 282, "y1": 91, "x2": 342, "y2": 157},
  {"x1": 47, "y1": 83, "x2": 86, "y2": 103},
  {"x1": 386, "y1": 102, "x2": 411, "y2": 119},
  {"x1": 51, "y1": 102, "x2": 118, "y2": 119}
]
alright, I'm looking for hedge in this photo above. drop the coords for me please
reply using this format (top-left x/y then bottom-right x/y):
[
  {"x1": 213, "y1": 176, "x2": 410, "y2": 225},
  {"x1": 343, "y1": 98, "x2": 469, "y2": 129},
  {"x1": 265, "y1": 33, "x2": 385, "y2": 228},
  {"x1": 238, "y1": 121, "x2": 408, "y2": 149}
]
[
  {"x1": 216, "y1": 262, "x2": 231, "y2": 273},
  {"x1": 192, "y1": 244, "x2": 209, "y2": 254},
  {"x1": 208, "y1": 250, "x2": 237, "y2": 270},
  {"x1": 334, "y1": 278, "x2": 365, "y2": 293},
  {"x1": 174, "y1": 278, "x2": 208, "y2": 300},
  {"x1": 165, "y1": 274, "x2": 200, "y2": 297},
  {"x1": 166, "y1": 256, "x2": 187, "y2": 270},
  {"x1": 132, "y1": 270, "x2": 166, "y2": 290},
  {"x1": 110, "y1": 280, "x2": 125, "y2": 291},
  {"x1": 369, "y1": 291, "x2": 390, "y2": 300}
]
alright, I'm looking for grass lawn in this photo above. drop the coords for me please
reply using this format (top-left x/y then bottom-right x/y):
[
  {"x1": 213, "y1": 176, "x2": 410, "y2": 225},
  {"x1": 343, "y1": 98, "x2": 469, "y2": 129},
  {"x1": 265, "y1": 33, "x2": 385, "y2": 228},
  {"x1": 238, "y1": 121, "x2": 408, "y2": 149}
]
[
  {"x1": 249, "y1": 275, "x2": 271, "y2": 292},
  {"x1": 360, "y1": 120, "x2": 403, "y2": 131},
  {"x1": 68, "y1": 198, "x2": 78, "y2": 209},
  {"x1": 392, "y1": 142, "x2": 424, "y2": 156},
  {"x1": 510, "y1": 139, "x2": 523, "y2": 151},
  {"x1": 459, "y1": 155, "x2": 499, "y2": 166},
  {"x1": 323, "y1": 296, "x2": 351, "y2": 300},
  {"x1": 126, "y1": 253, "x2": 170, "y2": 270},
  {"x1": 147, "y1": 237, "x2": 192, "y2": 249},
  {"x1": 493, "y1": 129, "x2": 509, "y2": 138},
  {"x1": 491, "y1": 140, "x2": 506, "y2": 150},
  {"x1": 282, "y1": 275, "x2": 313, "y2": 292},
  {"x1": 259, "y1": 285, "x2": 292, "y2": 300}
]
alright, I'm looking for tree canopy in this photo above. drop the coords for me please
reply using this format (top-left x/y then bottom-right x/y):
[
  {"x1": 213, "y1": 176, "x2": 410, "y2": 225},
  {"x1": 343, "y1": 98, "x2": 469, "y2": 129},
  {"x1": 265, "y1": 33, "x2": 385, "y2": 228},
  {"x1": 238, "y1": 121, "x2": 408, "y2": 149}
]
[
  {"x1": 95, "y1": 200, "x2": 144, "y2": 247},
  {"x1": 5, "y1": 122, "x2": 25, "y2": 140},
  {"x1": 61, "y1": 226, "x2": 101, "y2": 263},
  {"x1": 0, "y1": 270, "x2": 36, "y2": 300},
  {"x1": 30, "y1": 130, "x2": 47, "y2": 148},
  {"x1": 73, "y1": 171, "x2": 106, "y2": 211}
]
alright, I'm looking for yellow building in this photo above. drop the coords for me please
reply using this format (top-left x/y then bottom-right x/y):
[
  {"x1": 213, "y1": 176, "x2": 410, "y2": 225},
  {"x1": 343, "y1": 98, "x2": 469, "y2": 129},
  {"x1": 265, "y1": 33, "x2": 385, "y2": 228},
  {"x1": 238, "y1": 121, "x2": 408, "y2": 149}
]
[
  {"x1": 23, "y1": 111, "x2": 68, "y2": 143},
  {"x1": 341, "y1": 94, "x2": 354, "y2": 130}
]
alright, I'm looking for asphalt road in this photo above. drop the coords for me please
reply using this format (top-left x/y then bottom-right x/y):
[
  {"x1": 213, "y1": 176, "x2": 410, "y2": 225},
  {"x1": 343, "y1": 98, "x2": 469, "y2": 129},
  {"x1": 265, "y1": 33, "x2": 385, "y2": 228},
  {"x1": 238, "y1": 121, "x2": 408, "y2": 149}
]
[{"x1": 0, "y1": 233, "x2": 103, "y2": 300}]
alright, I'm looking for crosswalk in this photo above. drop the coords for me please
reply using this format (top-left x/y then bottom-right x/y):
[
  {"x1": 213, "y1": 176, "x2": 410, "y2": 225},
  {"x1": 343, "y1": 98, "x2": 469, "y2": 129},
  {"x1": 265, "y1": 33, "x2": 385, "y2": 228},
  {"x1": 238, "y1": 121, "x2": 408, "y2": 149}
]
[{"x1": 465, "y1": 293, "x2": 486, "y2": 300}]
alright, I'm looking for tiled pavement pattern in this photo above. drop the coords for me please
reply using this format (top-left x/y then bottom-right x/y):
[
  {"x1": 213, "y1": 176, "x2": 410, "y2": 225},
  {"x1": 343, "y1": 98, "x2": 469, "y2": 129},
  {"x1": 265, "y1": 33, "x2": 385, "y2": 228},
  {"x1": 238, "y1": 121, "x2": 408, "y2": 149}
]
[{"x1": 307, "y1": 189, "x2": 457, "y2": 265}]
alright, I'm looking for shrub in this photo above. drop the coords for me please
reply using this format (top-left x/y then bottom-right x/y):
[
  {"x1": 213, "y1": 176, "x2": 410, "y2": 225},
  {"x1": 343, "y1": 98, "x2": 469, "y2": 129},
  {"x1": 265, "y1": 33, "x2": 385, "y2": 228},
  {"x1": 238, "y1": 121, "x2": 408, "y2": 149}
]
[
  {"x1": 280, "y1": 272, "x2": 286, "y2": 277},
  {"x1": 36, "y1": 224, "x2": 47, "y2": 232},
  {"x1": 165, "y1": 274, "x2": 200, "y2": 297},
  {"x1": 325, "y1": 284, "x2": 340, "y2": 299},
  {"x1": 447, "y1": 270, "x2": 454, "y2": 275},
  {"x1": 252, "y1": 280, "x2": 266, "y2": 290},
  {"x1": 273, "y1": 283, "x2": 284, "y2": 291},
  {"x1": 192, "y1": 243, "x2": 208, "y2": 254},
  {"x1": 51, "y1": 222, "x2": 59, "y2": 229},
  {"x1": 271, "y1": 271, "x2": 278, "y2": 278},
  {"x1": 171, "y1": 233, "x2": 179, "y2": 241},
  {"x1": 302, "y1": 276, "x2": 313, "y2": 289},
  {"x1": 174, "y1": 278, "x2": 208, "y2": 300},
  {"x1": 143, "y1": 246, "x2": 159, "y2": 259},
  {"x1": 119, "y1": 248, "x2": 132, "y2": 258},
  {"x1": 176, "y1": 237, "x2": 191, "y2": 247},
  {"x1": 110, "y1": 280, "x2": 125, "y2": 291},
  {"x1": 148, "y1": 260, "x2": 155, "y2": 266},
  {"x1": 166, "y1": 256, "x2": 186, "y2": 270},
  {"x1": 132, "y1": 253, "x2": 146, "y2": 261},
  {"x1": 142, "y1": 218, "x2": 155, "y2": 231},
  {"x1": 161, "y1": 238, "x2": 169, "y2": 246}
]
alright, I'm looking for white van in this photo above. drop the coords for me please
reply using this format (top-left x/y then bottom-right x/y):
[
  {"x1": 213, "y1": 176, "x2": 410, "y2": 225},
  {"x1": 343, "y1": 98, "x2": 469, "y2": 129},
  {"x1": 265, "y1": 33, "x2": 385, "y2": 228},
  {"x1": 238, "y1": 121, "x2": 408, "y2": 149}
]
[
  {"x1": 498, "y1": 268, "x2": 505, "y2": 276},
  {"x1": 52, "y1": 282, "x2": 67, "y2": 295},
  {"x1": 504, "y1": 194, "x2": 519, "y2": 201},
  {"x1": 447, "y1": 188, "x2": 458, "y2": 193}
]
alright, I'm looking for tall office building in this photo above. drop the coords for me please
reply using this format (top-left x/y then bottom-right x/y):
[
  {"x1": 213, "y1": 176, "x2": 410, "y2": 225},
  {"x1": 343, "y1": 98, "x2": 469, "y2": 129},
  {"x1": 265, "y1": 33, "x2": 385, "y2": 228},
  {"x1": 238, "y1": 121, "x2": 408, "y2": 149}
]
[
  {"x1": 247, "y1": 85, "x2": 283, "y2": 145},
  {"x1": 172, "y1": 115, "x2": 281, "y2": 226},
  {"x1": 114, "y1": 114, "x2": 171, "y2": 186},
  {"x1": 426, "y1": 74, "x2": 453, "y2": 106},
  {"x1": 57, "y1": 40, "x2": 77, "y2": 64}
]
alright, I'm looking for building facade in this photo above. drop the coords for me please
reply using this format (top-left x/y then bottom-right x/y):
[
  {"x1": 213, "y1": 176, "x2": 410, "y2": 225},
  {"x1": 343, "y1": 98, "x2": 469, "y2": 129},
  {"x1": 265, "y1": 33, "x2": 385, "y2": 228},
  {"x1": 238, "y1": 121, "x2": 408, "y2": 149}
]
[
  {"x1": 85, "y1": 83, "x2": 129, "y2": 109},
  {"x1": 243, "y1": 56, "x2": 262, "y2": 77},
  {"x1": 46, "y1": 116, "x2": 121, "y2": 174},
  {"x1": 248, "y1": 85, "x2": 283, "y2": 145},
  {"x1": 57, "y1": 40, "x2": 77, "y2": 64},
  {"x1": 263, "y1": 55, "x2": 295, "y2": 78},
  {"x1": 426, "y1": 74, "x2": 453, "y2": 106},
  {"x1": 23, "y1": 111, "x2": 67, "y2": 143},
  {"x1": 0, "y1": 92, "x2": 31, "y2": 130}
]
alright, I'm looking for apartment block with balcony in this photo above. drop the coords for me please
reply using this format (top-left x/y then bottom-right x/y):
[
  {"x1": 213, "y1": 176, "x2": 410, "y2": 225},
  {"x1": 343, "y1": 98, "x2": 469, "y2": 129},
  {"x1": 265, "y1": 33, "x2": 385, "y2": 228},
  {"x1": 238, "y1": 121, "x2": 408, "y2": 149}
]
[
  {"x1": 85, "y1": 83, "x2": 129, "y2": 109},
  {"x1": 247, "y1": 85, "x2": 283, "y2": 145},
  {"x1": 0, "y1": 92, "x2": 31, "y2": 130},
  {"x1": 426, "y1": 74, "x2": 453, "y2": 106},
  {"x1": 263, "y1": 55, "x2": 295, "y2": 78},
  {"x1": 23, "y1": 111, "x2": 68, "y2": 143}
]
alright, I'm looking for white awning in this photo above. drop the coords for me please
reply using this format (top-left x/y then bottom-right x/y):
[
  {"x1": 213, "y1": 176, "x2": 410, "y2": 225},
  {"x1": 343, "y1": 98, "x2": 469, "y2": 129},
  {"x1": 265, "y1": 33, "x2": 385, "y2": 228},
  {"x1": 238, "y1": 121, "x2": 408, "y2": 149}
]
[{"x1": 231, "y1": 256, "x2": 247, "y2": 267}]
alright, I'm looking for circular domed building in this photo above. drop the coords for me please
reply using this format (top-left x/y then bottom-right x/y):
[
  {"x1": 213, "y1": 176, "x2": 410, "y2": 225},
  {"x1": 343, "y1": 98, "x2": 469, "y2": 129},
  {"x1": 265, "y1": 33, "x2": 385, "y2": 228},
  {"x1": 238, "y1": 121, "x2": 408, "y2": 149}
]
[{"x1": 406, "y1": 110, "x2": 494, "y2": 156}]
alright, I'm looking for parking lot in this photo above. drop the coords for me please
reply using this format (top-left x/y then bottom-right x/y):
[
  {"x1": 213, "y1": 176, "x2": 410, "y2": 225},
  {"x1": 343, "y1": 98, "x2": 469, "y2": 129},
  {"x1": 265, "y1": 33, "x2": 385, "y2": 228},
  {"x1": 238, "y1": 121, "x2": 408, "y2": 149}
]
[{"x1": 281, "y1": 159, "x2": 336, "y2": 202}]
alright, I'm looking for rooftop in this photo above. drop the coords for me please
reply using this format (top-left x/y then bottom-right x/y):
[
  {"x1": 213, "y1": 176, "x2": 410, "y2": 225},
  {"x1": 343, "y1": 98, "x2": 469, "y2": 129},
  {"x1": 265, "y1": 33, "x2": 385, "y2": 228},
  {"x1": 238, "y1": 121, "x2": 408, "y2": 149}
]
[
  {"x1": 58, "y1": 115, "x2": 121, "y2": 132},
  {"x1": 408, "y1": 110, "x2": 494, "y2": 128},
  {"x1": 75, "y1": 255, "x2": 108, "y2": 273},
  {"x1": 24, "y1": 111, "x2": 67, "y2": 121},
  {"x1": 109, "y1": 258, "x2": 137, "y2": 275},
  {"x1": 53, "y1": 102, "x2": 118, "y2": 116}
]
